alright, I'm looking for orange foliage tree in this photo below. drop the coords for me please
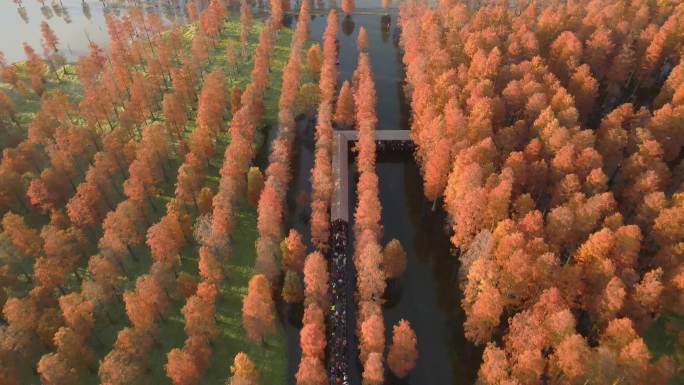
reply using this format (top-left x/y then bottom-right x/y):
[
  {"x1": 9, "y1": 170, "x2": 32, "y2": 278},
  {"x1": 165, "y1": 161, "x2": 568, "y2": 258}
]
[{"x1": 242, "y1": 274, "x2": 276, "y2": 342}]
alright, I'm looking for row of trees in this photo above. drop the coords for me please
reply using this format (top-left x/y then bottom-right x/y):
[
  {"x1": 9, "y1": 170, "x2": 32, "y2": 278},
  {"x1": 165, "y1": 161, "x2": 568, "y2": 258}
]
[
  {"x1": 253, "y1": 0, "x2": 311, "y2": 285},
  {"x1": 351, "y1": 37, "x2": 419, "y2": 383},
  {"x1": 295, "y1": 251, "x2": 329, "y2": 385},
  {"x1": 291, "y1": 10, "x2": 339, "y2": 385},
  {"x1": 162, "y1": 4, "x2": 233, "y2": 378},
  {"x1": 351, "y1": 45, "x2": 387, "y2": 385},
  {"x1": 400, "y1": 0, "x2": 682, "y2": 383},
  {"x1": 164, "y1": 46, "x2": 231, "y2": 385},
  {"x1": 172, "y1": 1, "x2": 285, "y2": 383},
  {"x1": 88, "y1": 1, "x2": 231, "y2": 384},
  {"x1": 242, "y1": 0, "x2": 309, "y2": 341},
  {"x1": 309, "y1": 10, "x2": 339, "y2": 252}
]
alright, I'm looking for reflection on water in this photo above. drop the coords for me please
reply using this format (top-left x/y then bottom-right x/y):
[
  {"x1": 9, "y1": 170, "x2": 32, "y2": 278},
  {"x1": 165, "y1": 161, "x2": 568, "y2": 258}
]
[
  {"x1": 1, "y1": 0, "x2": 398, "y2": 63},
  {"x1": 1, "y1": 0, "x2": 192, "y2": 63},
  {"x1": 82, "y1": 2, "x2": 92, "y2": 20},
  {"x1": 380, "y1": 14, "x2": 390, "y2": 42},
  {"x1": 342, "y1": 14, "x2": 355, "y2": 36}
]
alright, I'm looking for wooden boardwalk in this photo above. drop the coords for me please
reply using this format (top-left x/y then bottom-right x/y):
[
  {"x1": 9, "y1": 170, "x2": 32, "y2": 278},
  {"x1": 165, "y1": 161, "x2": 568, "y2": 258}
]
[{"x1": 331, "y1": 130, "x2": 411, "y2": 222}]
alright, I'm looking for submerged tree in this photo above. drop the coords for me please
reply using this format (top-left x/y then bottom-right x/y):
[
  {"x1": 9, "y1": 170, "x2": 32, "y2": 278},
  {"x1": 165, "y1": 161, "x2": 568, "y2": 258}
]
[{"x1": 383, "y1": 239, "x2": 407, "y2": 279}]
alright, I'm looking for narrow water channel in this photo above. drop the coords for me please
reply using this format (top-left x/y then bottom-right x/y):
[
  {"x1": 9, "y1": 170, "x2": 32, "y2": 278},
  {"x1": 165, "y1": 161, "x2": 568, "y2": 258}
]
[{"x1": 278, "y1": 8, "x2": 482, "y2": 385}]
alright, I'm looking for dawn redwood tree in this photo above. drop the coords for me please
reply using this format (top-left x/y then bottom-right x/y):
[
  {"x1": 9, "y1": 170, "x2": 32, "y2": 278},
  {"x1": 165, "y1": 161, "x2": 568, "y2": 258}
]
[
  {"x1": 342, "y1": 0, "x2": 355, "y2": 15},
  {"x1": 37, "y1": 352, "x2": 77, "y2": 385},
  {"x1": 185, "y1": 335, "x2": 212, "y2": 375},
  {"x1": 242, "y1": 274, "x2": 276, "y2": 342},
  {"x1": 40, "y1": 21, "x2": 59, "y2": 56},
  {"x1": 282, "y1": 270, "x2": 304, "y2": 303},
  {"x1": 229, "y1": 352, "x2": 260, "y2": 385},
  {"x1": 163, "y1": 92, "x2": 188, "y2": 141},
  {"x1": 255, "y1": 183, "x2": 282, "y2": 281},
  {"x1": 146, "y1": 212, "x2": 185, "y2": 264},
  {"x1": 186, "y1": 0, "x2": 198, "y2": 21},
  {"x1": 247, "y1": 166, "x2": 264, "y2": 207},
  {"x1": 548, "y1": 31, "x2": 583, "y2": 83},
  {"x1": 58, "y1": 293, "x2": 95, "y2": 337},
  {"x1": 86, "y1": 254, "x2": 120, "y2": 301},
  {"x1": 99, "y1": 327, "x2": 154, "y2": 385},
  {"x1": 310, "y1": 10, "x2": 338, "y2": 251},
  {"x1": 2, "y1": 211, "x2": 42, "y2": 258},
  {"x1": 387, "y1": 320, "x2": 418, "y2": 378},
  {"x1": 357, "y1": 27, "x2": 368, "y2": 51},
  {"x1": 165, "y1": 348, "x2": 201, "y2": 385},
  {"x1": 300, "y1": 317, "x2": 326, "y2": 359},
  {"x1": 383, "y1": 239, "x2": 407, "y2": 279},
  {"x1": 23, "y1": 42, "x2": 45, "y2": 96},
  {"x1": 334, "y1": 80, "x2": 355, "y2": 127},
  {"x1": 362, "y1": 352, "x2": 384, "y2": 385},
  {"x1": 269, "y1": 0, "x2": 283, "y2": 29},
  {"x1": 66, "y1": 181, "x2": 108, "y2": 227},
  {"x1": 176, "y1": 272, "x2": 198, "y2": 299},
  {"x1": 295, "y1": 356, "x2": 326, "y2": 385},
  {"x1": 27, "y1": 168, "x2": 72, "y2": 213},
  {"x1": 123, "y1": 273, "x2": 170, "y2": 331},
  {"x1": 307, "y1": 44, "x2": 322, "y2": 76},
  {"x1": 175, "y1": 153, "x2": 205, "y2": 209},
  {"x1": 226, "y1": 41, "x2": 238, "y2": 73},
  {"x1": 360, "y1": 313, "x2": 385, "y2": 363},
  {"x1": 302, "y1": 304, "x2": 324, "y2": 327},
  {"x1": 198, "y1": 246, "x2": 224, "y2": 284},
  {"x1": 568, "y1": 64, "x2": 598, "y2": 124},
  {"x1": 423, "y1": 136, "x2": 452, "y2": 203},
  {"x1": 303, "y1": 251, "x2": 329, "y2": 308},
  {"x1": 3, "y1": 296, "x2": 39, "y2": 333},
  {"x1": 123, "y1": 123, "x2": 172, "y2": 203},
  {"x1": 101, "y1": 199, "x2": 147, "y2": 260},
  {"x1": 240, "y1": 0, "x2": 253, "y2": 46},
  {"x1": 230, "y1": 86, "x2": 243, "y2": 115},
  {"x1": 193, "y1": 69, "x2": 225, "y2": 161},
  {"x1": 182, "y1": 286, "x2": 218, "y2": 340},
  {"x1": 199, "y1": 0, "x2": 227, "y2": 42},
  {"x1": 281, "y1": 228, "x2": 306, "y2": 272},
  {"x1": 52, "y1": 326, "x2": 95, "y2": 372},
  {"x1": 0, "y1": 90, "x2": 17, "y2": 126}
]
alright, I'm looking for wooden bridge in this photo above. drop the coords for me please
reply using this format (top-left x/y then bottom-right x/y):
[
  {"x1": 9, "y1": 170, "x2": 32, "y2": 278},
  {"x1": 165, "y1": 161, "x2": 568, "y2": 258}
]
[{"x1": 331, "y1": 129, "x2": 411, "y2": 222}]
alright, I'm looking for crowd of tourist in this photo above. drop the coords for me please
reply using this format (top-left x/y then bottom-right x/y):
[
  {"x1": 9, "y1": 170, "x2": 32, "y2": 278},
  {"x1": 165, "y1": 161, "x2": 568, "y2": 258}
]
[
  {"x1": 327, "y1": 219, "x2": 350, "y2": 385},
  {"x1": 375, "y1": 139, "x2": 415, "y2": 154}
]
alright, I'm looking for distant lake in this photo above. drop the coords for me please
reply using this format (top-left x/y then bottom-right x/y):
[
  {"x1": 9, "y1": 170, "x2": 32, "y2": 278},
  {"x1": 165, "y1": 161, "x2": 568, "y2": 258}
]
[
  {"x1": 1, "y1": 0, "x2": 395, "y2": 63},
  {"x1": 2, "y1": 0, "x2": 193, "y2": 63}
]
